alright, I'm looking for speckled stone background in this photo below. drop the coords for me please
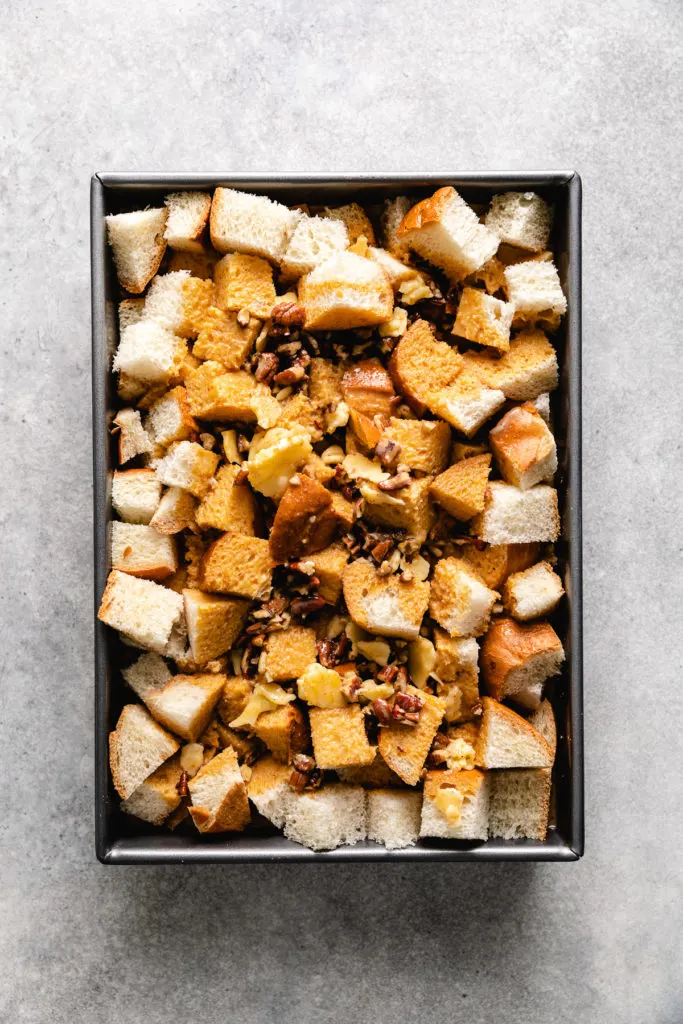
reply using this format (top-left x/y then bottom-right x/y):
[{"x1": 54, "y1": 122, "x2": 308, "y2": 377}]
[{"x1": 1, "y1": 1, "x2": 682, "y2": 1021}]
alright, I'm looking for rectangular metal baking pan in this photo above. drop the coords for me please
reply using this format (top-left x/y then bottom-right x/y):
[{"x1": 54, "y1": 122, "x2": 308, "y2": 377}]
[{"x1": 92, "y1": 172, "x2": 583, "y2": 863}]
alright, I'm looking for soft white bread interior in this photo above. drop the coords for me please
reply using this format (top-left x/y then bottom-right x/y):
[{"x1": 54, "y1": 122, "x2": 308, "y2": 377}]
[
  {"x1": 429, "y1": 557, "x2": 498, "y2": 638},
  {"x1": 111, "y1": 522, "x2": 177, "y2": 581},
  {"x1": 105, "y1": 208, "x2": 168, "y2": 293},
  {"x1": 283, "y1": 784, "x2": 367, "y2": 851},
  {"x1": 149, "y1": 486, "x2": 197, "y2": 535},
  {"x1": 280, "y1": 215, "x2": 348, "y2": 279},
  {"x1": 188, "y1": 747, "x2": 251, "y2": 833},
  {"x1": 164, "y1": 191, "x2": 212, "y2": 252},
  {"x1": 109, "y1": 703, "x2": 179, "y2": 799},
  {"x1": 298, "y1": 250, "x2": 393, "y2": 331},
  {"x1": 381, "y1": 195, "x2": 413, "y2": 259},
  {"x1": 137, "y1": 672, "x2": 226, "y2": 742},
  {"x1": 118, "y1": 297, "x2": 146, "y2": 333},
  {"x1": 343, "y1": 558, "x2": 430, "y2": 640},
  {"x1": 488, "y1": 767, "x2": 552, "y2": 840},
  {"x1": 471, "y1": 482, "x2": 560, "y2": 544},
  {"x1": 420, "y1": 769, "x2": 490, "y2": 840},
  {"x1": 485, "y1": 192, "x2": 553, "y2": 252},
  {"x1": 120, "y1": 753, "x2": 183, "y2": 824},
  {"x1": 97, "y1": 570, "x2": 186, "y2": 656},
  {"x1": 368, "y1": 246, "x2": 418, "y2": 288},
  {"x1": 528, "y1": 699, "x2": 557, "y2": 758},
  {"x1": 503, "y1": 561, "x2": 564, "y2": 620},
  {"x1": 113, "y1": 408, "x2": 153, "y2": 464},
  {"x1": 396, "y1": 187, "x2": 499, "y2": 280},
  {"x1": 113, "y1": 321, "x2": 185, "y2": 384},
  {"x1": 112, "y1": 469, "x2": 161, "y2": 524},
  {"x1": 462, "y1": 330, "x2": 559, "y2": 401},
  {"x1": 122, "y1": 651, "x2": 173, "y2": 699},
  {"x1": 183, "y1": 588, "x2": 250, "y2": 663},
  {"x1": 154, "y1": 441, "x2": 220, "y2": 498},
  {"x1": 475, "y1": 697, "x2": 553, "y2": 768},
  {"x1": 209, "y1": 187, "x2": 299, "y2": 262},
  {"x1": 247, "y1": 756, "x2": 293, "y2": 828},
  {"x1": 489, "y1": 403, "x2": 557, "y2": 490},
  {"x1": 504, "y1": 260, "x2": 567, "y2": 329},
  {"x1": 428, "y1": 373, "x2": 506, "y2": 438},
  {"x1": 367, "y1": 789, "x2": 421, "y2": 850},
  {"x1": 145, "y1": 386, "x2": 197, "y2": 450}
]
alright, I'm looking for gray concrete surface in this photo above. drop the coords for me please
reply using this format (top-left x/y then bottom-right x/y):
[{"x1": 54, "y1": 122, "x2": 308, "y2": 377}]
[{"x1": 1, "y1": 1, "x2": 682, "y2": 1021}]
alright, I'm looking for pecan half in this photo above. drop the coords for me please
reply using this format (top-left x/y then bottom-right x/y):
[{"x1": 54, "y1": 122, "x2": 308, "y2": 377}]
[
  {"x1": 272, "y1": 301, "x2": 306, "y2": 327},
  {"x1": 372, "y1": 698, "x2": 394, "y2": 727},
  {"x1": 377, "y1": 472, "x2": 411, "y2": 492},
  {"x1": 370, "y1": 538, "x2": 394, "y2": 564},
  {"x1": 255, "y1": 351, "x2": 279, "y2": 383},
  {"x1": 290, "y1": 596, "x2": 327, "y2": 618},
  {"x1": 273, "y1": 363, "x2": 306, "y2": 386},
  {"x1": 316, "y1": 634, "x2": 350, "y2": 668},
  {"x1": 176, "y1": 770, "x2": 189, "y2": 798},
  {"x1": 375, "y1": 438, "x2": 401, "y2": 467}
]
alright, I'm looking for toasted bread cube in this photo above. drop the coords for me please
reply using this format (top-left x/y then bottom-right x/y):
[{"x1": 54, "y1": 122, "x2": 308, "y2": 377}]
[
  {"x1": 195, "y1": 463, "x2": 258, "y2": 533},
  {"x1": 310, "y1": 543, "x2": 349, "y2": 604},
  {"x1": 281, "y1": 215, "x2": 349, "y2": 279},
  {"x1": 380, "y1": 196, "x2": 413, "y2": 258},
  {"x1": 269, "y1": 476, "x2": 337, "y2": 563},
  {"x1": 462, "y1": 329, "x2": 559, "y2": 401},
  {"x1": 377, "y1": 687, "x2": 445, "y2": 786},
  {"x1": 460, "y1": 542, "x2": 539, "y2": 590},
  {"x1": 299, "y1": 251, "x2": 393, "y2": 331},
  {"x1": 188, "y1": 747, "x2": 251, "y2": 833},
  {"x1": 283, "y1": 783, "x2": 367, "y2": 851},
  {"x1": 149, "y1": 487, "x2": 197, "y2": 535},
  {"x1": 264, "y1": 626, "x2": 317, "y2": 682},
  {"x1": 397, "y1": 187, "x2": 499, "y2": 281},
  {"x1": 105, "y1": 208, "x2": 168, "y2": 293},
  {"x1": 184, "y1": 360, "x2": 226, "y2": 417},
  {"x1": 453, "y1": 286, "x2": 514, "y2": 353},
  {"x1": 276, "y1": 393, "x2": 323, "y2": 441},
  {"x1": 252, "y1": 704, "x2": 310, "y2": 763},
  {"x1": 361, "y1": 475, "x2": 435, "y2": 543},
  {"x1": 109, "y1": 704, "x2": 179, "y2": 799},
  {"x1": 113, "y1": 321, "x2": 186, "y2": 385},
  {"x1": 429, "y1": 372, "x2": 506, "y2": 438},
  {"x1": 488, "y1": 767, "x2": 552, "y2": 840},
  {"x1": 485, "y1": 191, "x2": 553, "y2": 252},
  {"x1": 218, "y1": 676, "x2": 253, "y2": 727},
  {"x1": 367, "y1": 789, "x2": 421, "y2": 850},
  {"x1": 202, "y1": 533, "x2": 273, "y2": 599},
  {"x1": 191, "y1": 367, "x2": 279, "y2": 427},
  {"x1": 343, "y1": 558, "x2": 430, "y2": 640},
  {"x1": 503, "y1": 561, "x2": 564, "y2": 621},
  {"x1": 323, "y1": 202, "x2": 375, "y2": 244},
  {"x1": 183, "y1": 589, "x2": 250, "y2": 663},
  {"x1": 420, "y1": 768, "x2": 490, "y2": 839},
  {"x1": 489, "y1": 403, "x2": 557, "y2": 489},
  {"x1": 434, "y1": 630, "x2": 480, "y2": 722},
  {"x1": 388, "y1": 319, "x2": 462, "y2": 415},
  {"x1": 209, "y1": 187, "x2": 299, "y2": 262},
  {"x1": 430, "y1": 454, "x2": 491, "y2": 521},
  {"x1": 214, "y1": 253, "x2": 276, "y2": 319},
  {"x1": 112, "y1": 469, "x2": 162, "y2": 525},
  {"x1": 475, "y1": 697, "x2": 553, "y2": 768},
  {"x1": 143, "y1": 271, "x2": 214, "y2": 337},
  {"x1": 337, "y1": 751, "x2": 404, "y2": 788},
  {"x1": 309, "y1": 706, "x2": 375, "y2": 770},
  {"x1": 368, "y1": 246, "x2": 417, "y2": 289},
  {"x1": 247, "y1": 756, "x2": 293, "y2": 827},
  {"x1": 120, "y1": 753, "x2": 183, "y2": 824},
  {"x1": 112, "y1": 409, "x2": 152, "y2": 465},
  {"x1": 383, "y1": 418, "x2": 451, "y2": 475},
  {"x1": 148, "y1": 673, "x2": 227, "y2": 742},
  {"x1": 429, "y1": 557, "x2": 498, "y2": 638},
  {"x1": 145, "y1": 386, "x2": 198, "y2": 449},
  {"x1": 163, "y1": 191, "x2": 212, "y2": 252},
  {"x1": 247, "y1": 427, "x2": 313, "y2": 500},
  {"x1": 117, "y1": 373, "x2": 147, "y2": 402},
  {"x1": 329, "y1": 491, "x2": 356, "y2": 532},
  {"x1": 193, "y1": 306, "x2": 261, "y2": 370},
  {"x1": 111, "y1": 522, "x2": 177, "y2": 581},
  {"x1": 471, "y1": 482, "x2": 560, "y2": 544},
  {"x1": 168, "y1": 247, "x2": 219, "y2": 279},
  {"x1": 466, "y1": 255, "x2": 507, "y2": 295},
  {"x1": 504, "y1": 260, "x2": 567, "y2": 330},
  {"x1": 98, "y1": 570, "x2": 186, "y2": 656},
  {"x1": 341, "y1": 359, "x2": 397, "y2": 420},
  {"x1": 154, "y1": 441, "x2": 219, "y2": 498},
  {"x1": 309, "y1": 358, "x2": 344, "y2": 409},
  {"x1": 481, "y1": 618, "x2": 564, "y2": 709}
]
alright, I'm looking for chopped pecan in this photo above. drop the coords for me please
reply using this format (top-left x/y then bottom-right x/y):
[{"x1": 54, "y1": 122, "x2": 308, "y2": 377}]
[
  {"x1": 292, "y1": 753, "x2": 316, "y2": 773},
  {"x1": 340, "y1": 676, "x2": 363, "y2": 702},
  {"x1": 377, "y1": 472, "x2": 411, "y2": 492},
  {"x1": 176, "y1": 770, "x2": 189, "y2": 798},
  {"x1": 255, "y1": 351, "x2": 279, "y2": 383},
  {"x1": 370, "y1": 538, "x2": 394, "y2": 564},
  {"x1": 377, "y1": 664, "x2": 398, "y2": 685},
  {"x1": 316, "y1": 634, "x2": 350, "y2": 668},
  {"x1": 375, "y1": 437, "x2": 401, "y2": 467},
  {"x1": 273, "y1": 363, "x2": 306, "y2": 386},
  {"x1": 272, "y1": 301, "x2": 306, "y2": 327},
  {"x1": 394, "y1": 665, "x2": 409, "y2": 692},
  {"x1": 290, "y1": 596, "x2": 327, "y2": 618},
  {"x1": 372, "y1": 698, "x2": 394, "y2": 727}
]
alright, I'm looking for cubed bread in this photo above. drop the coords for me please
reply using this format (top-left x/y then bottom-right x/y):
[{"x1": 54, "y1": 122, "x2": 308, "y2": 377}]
[
  {"x1": 112, "y1": 409, "x2": 153, "y2": 464},
  {"x1": 480, "y1": 618, "x2": 565, "y2": 709},
  {"x1": 309, "y1": 706, "x2": 376, "y2": 770},
  {"x1": 361, "y1": 475, "x2": 435, "y2": 543},
  {"x1": 451, "y1": 441, "x2": 490, "y2": 462},
  {"x1": 98, "y1": 570, "x2": 186, "y2": 656},
  {"x1": 488, "y1": 767, "x2": 552, "y2": 840},
  {"x1": 188, "y1": 747, "x2": 251, "y2": 833},
  {"x1": 471, "y1": 482, "x2": 560, "y2": 543},
  {"x1": 388, "y1": 319, "x2": 462, "y2": 415},
  {"x1": 218, "y1": 676, "x2": 254, "y2": 727},
  {"x1": 462, "y1": 329, "x2": 559, "y2": 401},
  {"x1": 113, "y1": 321, "x2": 186, "y2": 384},
  {"x1": 343, "y1": 558, "x2": 430, "y2": 640},
  {"x1": 200, "y1": 368, "x2": 280, "y2": 428},
  {"x1": 429, "y1": 454, "x2": 491, "y2": 520},
  {"x1": 528, "y1": 699, "x2": 557, "y2": 758},
  {"x1": 264, "y1": 626, "x2": 317, "y2": 682},
  {"x1": 377, "y1": 687, "x2": 445, "y2": 786},
  {"x1": 396, "y1": 187, "x2": 499, "y2": 280},
  {"x1": 117, "y1": 373, "x2": 147, "y2": 402},
  {"x1": 195, "y1": 463, "x2": 258, "y2": 532},
  {"x1": 214, "y1": 253, "x2": 276, "y2": 319},
  {"x1": 276, "y1": 393, "x2": 323, "y2": 441},
  {"x1": 112, "y1": 469, "x2": 162, "y2": 524},
  {"x1": 380, "y1": 195, "x2": 413, "y2": 258},
  {"x1": 143, "y1": 271, "x2": 214, "y2": 337},
  {"x1": 282, "y1": 784, "x2": 367, "y2": 851},
  {"x1": 145, "y1": 386, "x2": 198, "y2": 449},
  {"x1": 466, "y1": 255, "x2": 507, "y2": 295},
  {"x1": 118, "y1": 297, "x2": 146, "y2": 333},
  {"x1": 329, "y1": 491, "x2": 356, "y2": 532},
  {"x1": 247, "y1": 756, "x2": 293, "y2": 828},
  {"x1": 193, "y1": 306, "x2": 261, "y2": 371},
  {"x1": 485, "y1": 192, "x2": 553, "y2": 252},
  {"x1": 420, "y1": 769, "x2": 490, "y2": 840},
  {"x1": 280, "y1": 215, "x2": 349, "y2": 279},
  {"x1": 154, "y1": 441, "x2": 219, "y2": 498},
  {"x1": 532, "y1": 392, "x2": 551, "y2": 423},
  {"x1": 323, "y1": 201, "x2": 375, "y2": 244},
  {"x1": 109, "y1": 703, "x2": 179, "y2": 799},
  {"x1": 504, "y1": 260, "x2": 567, "y2": 331},
  {"x1": 209, "y1": 187, "x2": 299, "y2": 261},
  {"x1": 309, "y1": 543, "x2": 350, "y2": 604},
  {"x1": 475, "y1": 697, "x2": 553, "y2": 768},
  {"x1": 269, "y1": 476, "x2": 337, "y2": 563},
  {"x1": 252, "y1": 704, "x2": 310, "y2": 763},
  {"x1": 341, "y1": 359, "x2": 397, "y2": 420},
  {"x1": 452, "y1": 286, "x2": 514, "y2": 353},
  {"x1": 489, "y1": 403, "x2": 557, "y2": 489},
  {"x1": 149, "y1": 487, "x2": 197, "y2": 534},
  {"x1": 163, "y1": 191, "x2": 212, "y2": 252},
  {"x1": 105, "y1": 208, "x2": 168, "y2": 293},
  {"x1": 299, "y1": 251, "x2": 393, "y2": 331},
  {"x1": 202, "y1": 533, "x2": 273, "y2": 599},
  {"x1": 111, "y1": 522, "x2": 177, "y2": 581},
  {"x1": 433, "y1": 630, "x2": 480, "y2": 722},
  {"x1": 367, "y1": 789, "x2": 422, "y2": 850},
  {"x1": 247, "y1": 427, "x2": 313, "y2": 500},
  {"x1": 428, "y1": 372, "x2": 506, "y2": 438},
  {"x1": 460, "y1": 541, "x2": 539, "y2": 590},
  {"x1": 134, "y1": 671, "x2": 226, "y2": 742},
  {"x1": 383, "y1": 418, "x2": 451, "y2": 475},
  {"x1": 429, "y1": 557, "x2": 497, "y2": 638},
  {"x1": 120, "y1": 753, "x2": 183, "y2": 825},
  {"x1": 368, "y1": 246, "x2": 417, "y2": 288},
  {"x1": 183, "y1": 589, "x2": 250, "y2": 663},
  {"x1": 309, "y1": 357, "x2": 344, "y2": 409},
  {"x1": 503, "y1": 561, "x2": 564, "y2": 620}
]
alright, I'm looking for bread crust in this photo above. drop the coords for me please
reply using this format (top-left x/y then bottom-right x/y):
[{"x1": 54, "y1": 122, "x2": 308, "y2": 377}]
[{"x1": 481, "y1": 618, "x2": 564, "y2": 700}]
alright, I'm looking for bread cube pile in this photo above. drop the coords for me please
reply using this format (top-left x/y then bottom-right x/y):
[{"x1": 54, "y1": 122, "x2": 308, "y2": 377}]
[{"x1": 100, "y1": 184, "x2": 568, "y2": 851}]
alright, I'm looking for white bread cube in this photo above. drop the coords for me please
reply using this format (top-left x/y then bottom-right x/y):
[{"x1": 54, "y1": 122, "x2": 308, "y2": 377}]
[
  {"x1": 368, "y1": 246, "x2": 417, "y2": 288},
  {"x1": 420, "y1": 769, "x2": 490, "y2": 840},
  {"x1": 122, "y1": 651, "x2": 173, "y2": 697},
  {"x1": 149, "y1": 487, "x2": 197, "y2": 534},
  {"x1": 137, "y1": 672, "x2": 226, "y2": 742},
  {"x1": 367, "y1": 789, "x2": 421, "y2": 850},
  {"x1": 210, "y1": 187, "x2": 299, "y2": 262},
  {"x1": 475, "y1": 697, "x2": 553, "y2": 768},
  {"x1": 503, "y1": 561, "x2": 564, "y2": 620},
  {"x1": 118, "y1": 297, "x2": 145, "y2": 332},
  {"x1": 343, "y1": 558, "x2": 430, "y2": 640},
  {"x1": 145, "y1": 386, "x2": 197, "y2": 450},
  {"x1": 280, "y1": 215, "x2": 349, "y2": 279},
  {"x1": 109, "y1": 703, "x2": 179, "y2": 799},
  {"x1": 105, "y1": 208, "x2": 168, "y2": 293},
  {"x1": 429, "y1": 557, "x2": 498, "y2": 638},
  {"x1": 485, "y1": 192, "x2": 553, "y2": 252},
  {"x1": 188, "y1": 747, "x2": 250, "y2": 833},
  {"x1": 154, "y1": 441, "x2": 220, "y2": 499},
  {"x1": 163, "y1": 191, "x2": 212, "y2": 252},
  {"x1": 299, "y1": 251, "x2": 393, "y2": 331},
  {"x1": 120, "y1": 753, "x2": 183, "y2": 824},
  {"x1": 183, "y1": 588, "x2": 250, "y2": 663},
  {"x1": 428, "y1": 372, "x2": 506, "y2": 437},
  {"x1": 112, "y1": 469, "x2": 161, "y2": 524},
  {"x1": 462, "y1": 330, "x2": 559, "y2": 401},
  {"x1": 142, "y1": 270, "x2": 213, "y2": 337},
  {"x1": 397, "y1": 187, "x2": 499, "y2": 280},
  {"x1": 472, "y1": 481, "x2": 560, "y2": 544},
  {"x1": 113, "y1": 408, "x2": 152, "y2": 465},
  {"x1": 113, "y1": 321, "x2": 185, "y2": 384},
  {"x1": 504, "y1": 260, "x2": 567, "y2": 329},
  {"x1": 488, "y1": 767, "x2": 552, "y2": 840},
  {"x1": 323, "y1": 202, "x2": 375, "y2": 244},
  {"x1": 111, "y1": 522, "x2": 177, "y2": 581},
  {"x1": 98, "y1": 570, "x2": 186, "y2": 656},
  {"x1": 452, "y1": 286, "x2": 514, "y2": 353},
  {"x1": 481, "y1": 618, "x2": 565, "y2": 709},
  {"x1": 247, "y1": 756, "x2": 293, "y2": 828},
  {"x1": 533, "y1": 392, "x2": 551, "y2": 423},
  {"x1": 284, "y1": 784, "x2": 367, "y2": 851},
  {"x1": 381, "y1": 196, "x2": 413, "y2": 259},
  {"x1": 489, "y1": 403, "x2": 557, "y2": 489}
]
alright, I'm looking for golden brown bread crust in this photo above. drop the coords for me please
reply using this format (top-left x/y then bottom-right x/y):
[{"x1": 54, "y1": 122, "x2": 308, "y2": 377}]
[
  {"x1": 188, "y1": 748, "x2": 251, "y2": 833},
  {"x1": 480, "y1": 618, "x2": 564, "y2": 700},
  {"x1": 429, "y1": 454, "x2": 492, "y2": 521},
  {"x1": 423, "y1": 766, "x2": 486, "y2": 803},
  {"x1": 474, "y1": 697, "x2": 553, "y2": 769},
  {"x1": 269, "y1": 476, "x2": 337, "y2": 563},
  {"x1": 252, "y1": 704, "x2": 310, "y2": 763},
  {"x1": 309, "y1": 706, "x2": 375, "y2": 770},
  {"x1": 460, "y1": 542, "x2": 539, "y2": 590},
  {"x1": 342, "y1": 359, "x2": 397, "y2": 420},
  {"x1": 396, "y1": 187, "x2": 453, "y2": 236},
  {"x1": 343, "y1": 559, "x2": 431, "y2": 640},
  {"x1": 489, "y1": 402, "x2": 554, "y2": 483},
  {"x1": 388, "y1": 319, "x2": 462, "y2": 415},
  {"x1": 377, "y1": 687, "x2": 445, "y2": 786}
]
